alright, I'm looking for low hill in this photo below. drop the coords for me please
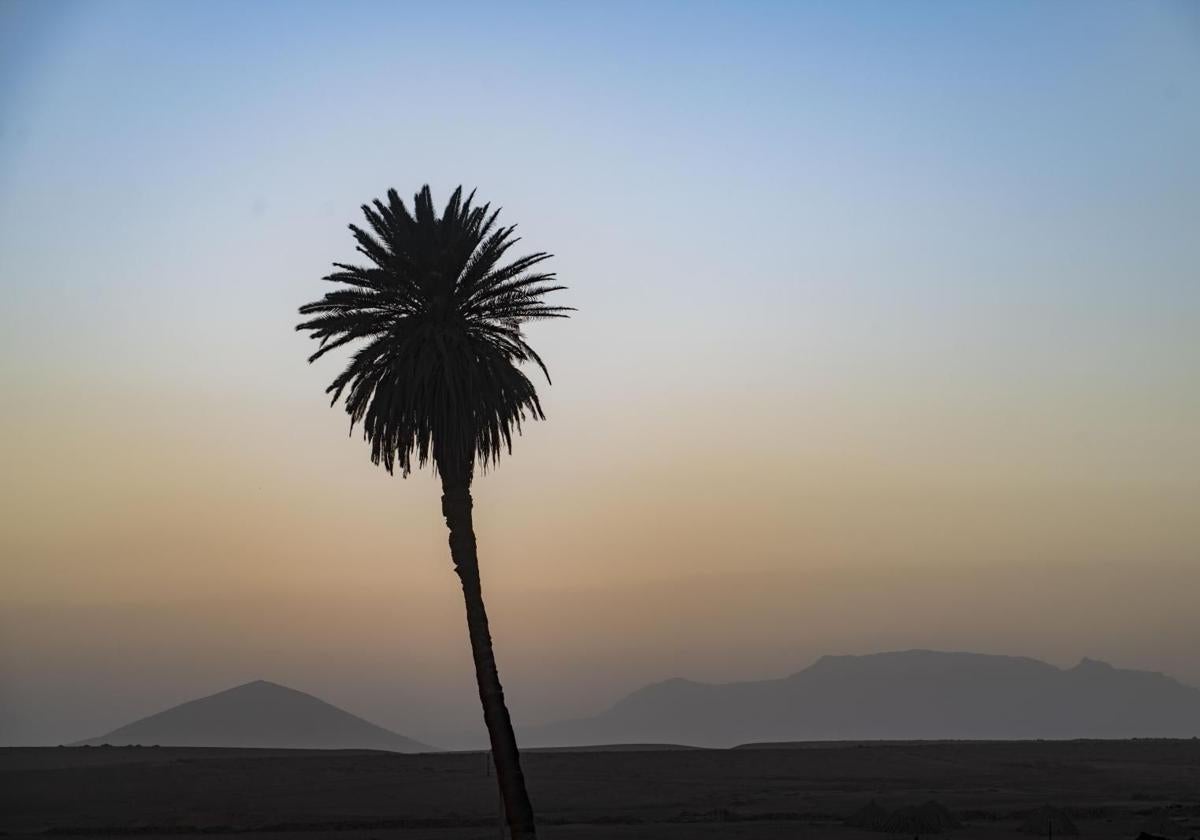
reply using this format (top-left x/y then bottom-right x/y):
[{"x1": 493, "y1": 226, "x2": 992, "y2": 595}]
[
  {"x1": 75, "y1": 680, "x2": 432, "y2": 752},
  {"x1": 522, "y1": 650, "x2": 1200, "y2": 748}
]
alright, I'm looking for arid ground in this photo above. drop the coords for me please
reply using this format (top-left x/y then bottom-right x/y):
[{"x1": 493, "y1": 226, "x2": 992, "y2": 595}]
[{"x1": 3, "y1": 741, "x2": 1198, "y2": 839}]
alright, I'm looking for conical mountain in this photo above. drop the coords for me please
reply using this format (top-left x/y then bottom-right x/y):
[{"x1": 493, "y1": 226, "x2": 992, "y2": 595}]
[{"x1": 75, "y1": 680, "x2": 433, "y2": 752}]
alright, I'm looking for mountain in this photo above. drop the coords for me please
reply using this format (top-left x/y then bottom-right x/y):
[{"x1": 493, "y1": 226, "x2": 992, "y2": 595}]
[
  {"x1": 521, "y1": 650, "x2": 1200, "y2": 748},
  {"x1": 75, "y1": 680, "x2": 433, "y2": 752}
]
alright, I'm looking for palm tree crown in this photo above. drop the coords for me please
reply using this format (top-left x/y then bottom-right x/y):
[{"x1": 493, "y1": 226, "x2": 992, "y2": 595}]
[{"x1": 297, "y1": 185, "x2": 571, "y2": 478}]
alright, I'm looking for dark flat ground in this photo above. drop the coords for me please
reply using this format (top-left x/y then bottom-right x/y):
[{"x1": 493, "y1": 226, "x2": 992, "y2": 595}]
[{"x1": 3, "y1": 741, "x2": 1199, "y2": 838}]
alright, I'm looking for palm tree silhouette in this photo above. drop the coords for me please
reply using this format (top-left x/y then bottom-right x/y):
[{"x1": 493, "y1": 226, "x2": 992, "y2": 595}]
[{"x1": 297, "y1": 185, "x2": 570, "y2": 838}]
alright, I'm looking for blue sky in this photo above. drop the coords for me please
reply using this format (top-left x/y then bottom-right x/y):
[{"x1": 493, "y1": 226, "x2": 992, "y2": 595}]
[{"x1": 3, "y1": 1, "x2": 1197, "y2": 395}]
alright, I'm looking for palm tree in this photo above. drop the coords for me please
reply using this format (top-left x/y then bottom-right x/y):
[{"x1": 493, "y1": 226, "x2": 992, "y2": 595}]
[{"x1": 297, "y1": 185, "x2": 570, "y2": 838}]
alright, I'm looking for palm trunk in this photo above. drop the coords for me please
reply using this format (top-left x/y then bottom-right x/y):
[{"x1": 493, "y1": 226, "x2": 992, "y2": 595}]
[{"x1": 441, "y1": 479, "x2": 537, "y2": 839}]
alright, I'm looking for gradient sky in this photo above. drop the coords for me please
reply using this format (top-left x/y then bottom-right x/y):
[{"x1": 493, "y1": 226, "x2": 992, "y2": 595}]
[{"x1": 2, "y1": 0, "x2": 1198, "y2": 746}]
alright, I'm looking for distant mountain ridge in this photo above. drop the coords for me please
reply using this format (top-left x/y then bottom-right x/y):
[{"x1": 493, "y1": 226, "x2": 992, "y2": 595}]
[
  {"x1": 521, "y1": 650, "x2": 1200, "y2": 748},
  {"x1": 75, "y1": 680, "x2": 432, "y2": 752}
]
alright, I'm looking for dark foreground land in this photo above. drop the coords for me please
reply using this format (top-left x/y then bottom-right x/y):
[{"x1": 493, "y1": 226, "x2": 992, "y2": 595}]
[{"x1": 3, "y1": 741, "x2": 1199, "y2": 839}]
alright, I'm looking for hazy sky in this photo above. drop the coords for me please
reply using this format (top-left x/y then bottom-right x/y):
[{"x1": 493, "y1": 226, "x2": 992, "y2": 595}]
[{"x1": 2, "y1": 0, "x2": 1198, "y2": 747}]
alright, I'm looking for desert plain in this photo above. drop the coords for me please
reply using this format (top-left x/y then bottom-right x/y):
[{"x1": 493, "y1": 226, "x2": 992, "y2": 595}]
[{"x1": 3, "y1": 740, "x2": 1199, "y2": 839}]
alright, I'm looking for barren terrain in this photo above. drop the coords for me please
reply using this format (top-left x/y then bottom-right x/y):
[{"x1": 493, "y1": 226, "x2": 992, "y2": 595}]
[{"x1": 3, "y1": 741, "x2": 1199, "y2": 838}]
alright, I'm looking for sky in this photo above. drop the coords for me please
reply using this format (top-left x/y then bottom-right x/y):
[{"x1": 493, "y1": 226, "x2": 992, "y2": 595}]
[{"x1": 1, "y1": 0, "x2": 1198, "y2": 747}]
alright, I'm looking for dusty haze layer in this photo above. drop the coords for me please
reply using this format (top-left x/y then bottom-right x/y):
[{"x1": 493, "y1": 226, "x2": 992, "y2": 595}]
[{"x1": 2, "y1": 2, "x2": 1198, "y2": 745}]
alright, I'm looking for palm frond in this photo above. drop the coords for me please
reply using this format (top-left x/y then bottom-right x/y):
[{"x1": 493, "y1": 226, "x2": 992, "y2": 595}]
[{"x1": 297, "y1": 185, "x2": 570, "y2": 479}]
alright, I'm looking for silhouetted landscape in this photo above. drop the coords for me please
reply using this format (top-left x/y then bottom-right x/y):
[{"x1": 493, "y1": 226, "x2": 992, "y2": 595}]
[
  {"x1": 10, "y1": 650, "x2": 1195, "y2": 838},
  {"x1": 5, "y1": 2, "x2": 1198, "y2": 838}
]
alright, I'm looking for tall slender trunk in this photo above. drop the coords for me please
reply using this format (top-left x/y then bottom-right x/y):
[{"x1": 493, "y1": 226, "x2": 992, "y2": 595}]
[{"x1": 441, "y1": 478, "x2": 537, "y2": 839}]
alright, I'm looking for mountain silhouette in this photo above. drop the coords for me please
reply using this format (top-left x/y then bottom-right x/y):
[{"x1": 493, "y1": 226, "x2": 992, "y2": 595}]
[
  {"x1": 75, "y1": 680, "x2": 433, "y2": 752},
  {"x1": 522, "y1": 650, "x2": 1200, "y2": 748}
]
